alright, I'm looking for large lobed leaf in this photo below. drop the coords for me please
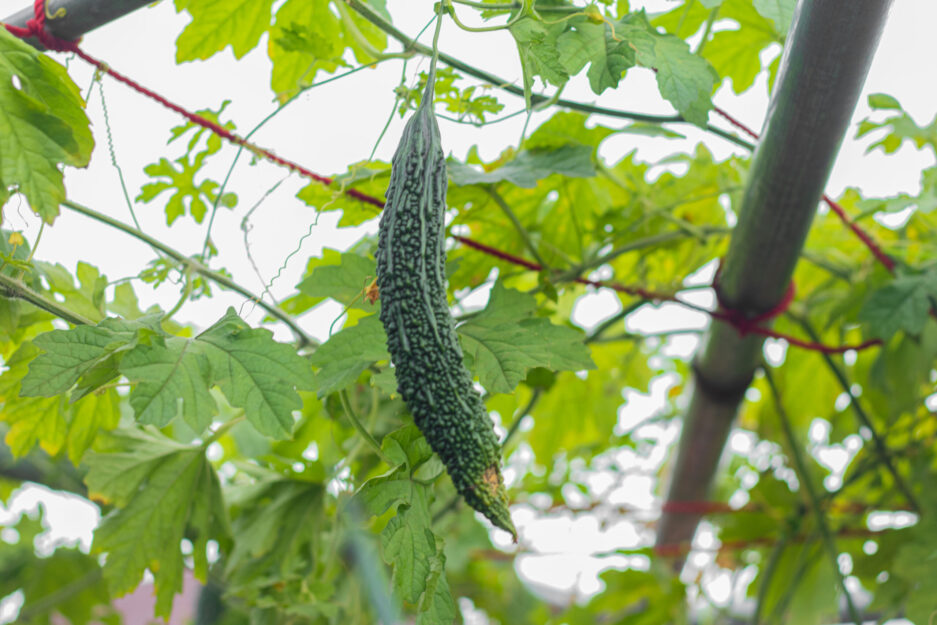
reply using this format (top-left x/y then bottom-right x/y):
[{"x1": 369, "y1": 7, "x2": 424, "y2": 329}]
[
  {"x1": 21, "y1": 309, "x2": 313, "y2": 439},
  {"x1": 86, "y1": 428, "x2": 229, "y2": 618}
]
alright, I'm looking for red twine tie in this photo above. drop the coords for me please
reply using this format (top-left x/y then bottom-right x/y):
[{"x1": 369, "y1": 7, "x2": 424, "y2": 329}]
[{"x1": 4, "y1": 0, "x2": 79, "y2": 53}]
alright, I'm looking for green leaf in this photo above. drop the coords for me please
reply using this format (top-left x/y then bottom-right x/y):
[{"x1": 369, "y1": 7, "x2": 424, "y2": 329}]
[
  {"x1": 83, "y1": 428, "x2": 189, "y2": 506},
  {"x1": 66, "y1": 389, "x2": 121, "y2": 464},
  {"x1": 120, "y1": 339, "x2": 217, "y2": 432},
  {"x1": 371, "y1": 366, "x2": 398, "y2": 397},
  {"x1": 1, "y1": 343, "x2": 119, "y2": 460},
  {"x1": 21, "y1": 323, "x2": 137, "y2": 397},
  {"x1": 621, "y1": 15, "x2": 716, "y2": 126},
  {"x1": 457, "y1": 282, "x2": 595, "y2": 394},
  {"x1": 357, "y1": 472, "x2": 417, "y2": 518},
  {"x1": 307, "y1": 315, "x2": 389, "y2": 397},
  {"x1": 698, "y1": 0, "x2": 781, "y2": 93},
  {"x1": 382, "y1": 502, "x2": 436, "y2": 604},
  {"x1": 524, "y1": 111, "x2": 617, "y2": 150},
  {"x1": 225, "y1": 475, "x2": 324, "y2": 584},
  {"x1": 868, "y1": 93, "x2": 902, "y2": 110},
  {"x1": 137, "y1": 157, "x2": 228, "y2": 225},
  {"x1": 703, "y1": 27, "x2": 773, "y2": 94},
  {"x1": 269, "y1": 0, "x2": 346, "y2": 98},
  {"x1": 651, "y1": 0, "x2": 712, "y2": 38},
  {"x1": 381, "y1": 424, "x2": 435, "y2": 471},
  {"x1": 400, "y1": 68, "x2": 504, "y2": 124},
  {"x1": 35, "y1": 261, "x2": 110, "y2": 323},
  {"x1": 447, "y1": 145, "x2": 596, "y2": 189},
  {"x1": 858, "y1": 272, "x2": 937, "y2": 339},
  {"x1": 753, "y1": 0, "x2": 796, "y2": 35},
  {"x1": 509, "y1": 18, "x2": 569, "y2": 107},
  {"x1": 0, "y1": 29, "x2": 93, "y2": 222},
  {"x1": 758, "y1": 542, "x2": 839, "y2": 624},
  {"x1": 416, "y1": 544, "x2": 457, "y2": 625},
  {"x1": 295, "y1": 161, "x2": 388, "y2": 227},
  {"x1": 557, "y1": 21, "x2": 635, "y2": 94},
  {"x1": 2, "y1": 396, "x2": 66, "y2": 458},
  {"x1": 525, "y1": 341, "x2": 652, "y2": 462},
  {"x1": 296, "y1": 250, "x2": 378, "y2": 311},
  {"x1": 0, "y1": 519, "x2": 114, "y2": 625},
  {"x1": 194, "y1": 308, "x2": 315, "y2": 437},
  {"x1": 175, "y1": 0, "x2": 276, "y2": 61},
  {"x1": 891, "y1": 519, "x2": 937, "y2": 625},
  {"x1": 87, "y1": 429, "x2": 229, "y2": 617},
  {"x1": 618, "y1": 122, "x2": 687, "y2": 139}
]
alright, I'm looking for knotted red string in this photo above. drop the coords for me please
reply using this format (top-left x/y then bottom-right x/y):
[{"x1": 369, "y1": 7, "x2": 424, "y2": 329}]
[
  {"x1": 711, "y1": 264, "x2": 796, "y2": 337},
  {"x1": 4, "y1": 0, "x2": 78, "y2": 52}
]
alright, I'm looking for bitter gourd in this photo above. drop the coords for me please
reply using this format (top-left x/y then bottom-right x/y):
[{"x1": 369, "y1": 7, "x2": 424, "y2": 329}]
[{"x1": 375, "y1": 69, "x2": 516, "y2": 539}]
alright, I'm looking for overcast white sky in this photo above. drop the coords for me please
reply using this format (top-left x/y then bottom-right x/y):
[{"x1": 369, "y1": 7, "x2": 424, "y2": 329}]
[{"x1": 0, "y1": 0, "x2": 935, "y2": 621}]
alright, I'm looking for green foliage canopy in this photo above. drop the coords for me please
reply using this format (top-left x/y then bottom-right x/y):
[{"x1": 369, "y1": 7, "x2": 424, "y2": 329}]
[{"x1": 1, "y1": 1, "x2": 936, "y2": 624}]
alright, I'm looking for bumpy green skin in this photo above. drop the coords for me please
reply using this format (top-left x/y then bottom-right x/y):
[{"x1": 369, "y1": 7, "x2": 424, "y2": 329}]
[{"x1": 375, "y1": 79, "x2": 516, "y2": 539}]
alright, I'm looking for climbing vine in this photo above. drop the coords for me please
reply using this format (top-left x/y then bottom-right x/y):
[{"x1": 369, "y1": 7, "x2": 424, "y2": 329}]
[{"x1": 0, "y1": 1, "x2": 936, "y2": 624}]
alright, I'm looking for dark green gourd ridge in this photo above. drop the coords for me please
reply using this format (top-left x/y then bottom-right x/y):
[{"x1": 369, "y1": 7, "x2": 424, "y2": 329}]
[{"x1": 375, "y1": 67, "x2": 516, "y2": 539}]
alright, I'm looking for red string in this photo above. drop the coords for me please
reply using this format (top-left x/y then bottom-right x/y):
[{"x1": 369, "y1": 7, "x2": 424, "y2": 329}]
[
  {"x1": 458, "y1": 237, "x2": 879, "y2": 354},
  {"x1": 712, "y1": 105, "x2": 896, "y2": 273},
  {"x1": 712, "y1": 262, "x2": 795, "y2": 336},
  {"x1": 4, "y1": 0, "x2": 78, "y2": 52},
  {"x1": 653, "y1": 526, "x2": 886, "y2": 558},
  {"x1": 822, "y1": 195, "x2": 896, "y2": 272},
  {"x1": 661, "y1": 501, "x2": 735, "y2": 515},
  {"x1": 2, "y1": 6, "x2": 882, "y2": 355},
  {"x1": 4, "y1": 0, "x2": 384, "y2": 210}
]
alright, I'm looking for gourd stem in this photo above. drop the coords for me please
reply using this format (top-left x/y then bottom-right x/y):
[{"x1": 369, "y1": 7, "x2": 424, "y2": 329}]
[{"x1": 340, "y1": 390, "x2": 394, "y2": 465}]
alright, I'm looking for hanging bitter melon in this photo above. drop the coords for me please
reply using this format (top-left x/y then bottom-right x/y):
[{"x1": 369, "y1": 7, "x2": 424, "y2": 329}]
[{"x1": 375, "y1": 69, "x2": 516, "y2": 539}]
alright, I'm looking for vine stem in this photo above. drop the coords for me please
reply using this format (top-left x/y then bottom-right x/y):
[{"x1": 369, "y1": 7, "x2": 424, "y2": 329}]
[
  {"x1": 501, "y1": 387, "x2": 542, "y2": 449},
  {"x1": 14, "y1": 568, "x2": 103, "y2": 623},
  {"x1": 343, "y1": 0, "x2": 754, "y2": 150},
  {"x1": 764, "y1": 369, "x2": 862, "y2": 625},
  {"x1": 204, "y1": 414, "x2": 246, "y2": 446},
  {"x1": 444, "y1": 0, "x2": 525, "y2": 33},
  {"x1": 340, "y1": 390, "x2": 393, "y2": 466},
  {"x1": 794, "y1": 315, "x2": 920, "y2": 513},
  {"x1": 485, "y1": 185, "x2": 546, "y2": 267},
  {"x1": 751, "y1": 508, "x2": 803, "y2": 625},
  {"x1": 162, "y1": 265, "x2": 193, "y2": 321},
  {"x1": 448, "y1": 0, "x2": 579, "y2": 11},
  {"x1": 60, "y1": 200, "x2": 316, "y2": 347},
  {"x1": 0, "y1": 272, "x2": 94, "y2": 326}
]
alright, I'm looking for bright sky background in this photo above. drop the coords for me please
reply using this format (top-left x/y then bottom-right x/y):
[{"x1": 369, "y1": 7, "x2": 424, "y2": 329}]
[{"x1": 0, "y1": 0, "x2": 934, "y2": 622}]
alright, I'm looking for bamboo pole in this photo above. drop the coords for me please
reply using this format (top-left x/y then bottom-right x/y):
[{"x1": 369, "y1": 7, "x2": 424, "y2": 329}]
[
  {"x1": 3, "y1": 0, "x2": 152, "y2": 49},
  {"x1": 656, "y1": 0, "x2": 894, "y2": 558}
]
